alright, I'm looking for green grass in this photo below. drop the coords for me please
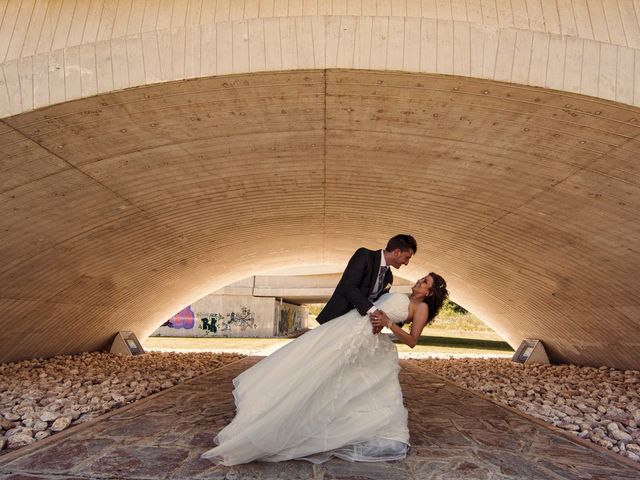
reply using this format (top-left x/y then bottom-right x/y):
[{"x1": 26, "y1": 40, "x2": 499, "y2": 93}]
[
  {"x1": 405, "y1": 335, "x2": 512, "y2": 351},
  {"x1": 144, "y1": 329, "x2": 514, "y2": 357},
  {"x1": 392, "y1": 328, "x2": 513, "y2": 355}
]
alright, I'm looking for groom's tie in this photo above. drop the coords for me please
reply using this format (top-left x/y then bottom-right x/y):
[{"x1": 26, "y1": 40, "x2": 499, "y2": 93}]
[{"x1": 373, "y1": 266, "x2": 388, "y2": 299}]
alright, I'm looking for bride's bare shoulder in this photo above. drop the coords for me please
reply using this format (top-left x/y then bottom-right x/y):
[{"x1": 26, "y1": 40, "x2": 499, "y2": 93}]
[
  {"x1": 408, "y1": 301, "x2": 428, "y2": 321},
  {"x1": 408, "y1": 300, "x2": 427, "y2": 310}
]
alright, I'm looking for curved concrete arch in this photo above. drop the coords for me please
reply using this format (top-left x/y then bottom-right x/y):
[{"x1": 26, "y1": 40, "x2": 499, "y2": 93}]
[
  {"x1": 1, "y1": 1, "x2": 640, "y2": 369},
  {"x1": 1, "y1": 0, "x2": 640, "y2": 117},
  {"x1": 2, "y1": 68, "x2": 640, "y2": 369}
]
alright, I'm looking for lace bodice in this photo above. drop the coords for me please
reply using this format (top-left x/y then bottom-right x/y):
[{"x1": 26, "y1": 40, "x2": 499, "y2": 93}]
[{"x1": 373, "y1": 293, "x2": 410, "y2": 323}]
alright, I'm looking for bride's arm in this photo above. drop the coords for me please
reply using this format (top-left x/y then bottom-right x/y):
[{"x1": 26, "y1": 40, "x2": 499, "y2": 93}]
[{"x1": 385, "y1": 304, "x2": 429, "y2": 348}]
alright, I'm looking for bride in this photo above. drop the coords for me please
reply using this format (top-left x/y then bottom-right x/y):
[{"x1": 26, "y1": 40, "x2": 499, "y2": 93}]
[{"x1": 201, "y1": 272, "x2": 448, "y2": 466}]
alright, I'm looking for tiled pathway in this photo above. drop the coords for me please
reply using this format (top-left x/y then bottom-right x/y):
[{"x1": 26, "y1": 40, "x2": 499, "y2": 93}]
[{"x1": 1, "y1": 357, "x2": 638, "y2": 479}]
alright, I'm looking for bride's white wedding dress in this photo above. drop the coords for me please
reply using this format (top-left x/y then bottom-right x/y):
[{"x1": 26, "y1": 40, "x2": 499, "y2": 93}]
[{"x1": 201, "y1": 292, "x2": 410, "y2": 466}]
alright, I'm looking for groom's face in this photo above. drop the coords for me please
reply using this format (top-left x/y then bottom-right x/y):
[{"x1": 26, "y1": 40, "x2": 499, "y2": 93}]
[{"x1": 389, "y1": 249, "x2": 414, "y2": 268}]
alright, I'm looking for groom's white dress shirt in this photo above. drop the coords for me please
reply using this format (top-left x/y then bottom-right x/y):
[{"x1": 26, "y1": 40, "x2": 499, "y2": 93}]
[{"x1": 367, "y1": 250, "x2": 387, "y2": 314}]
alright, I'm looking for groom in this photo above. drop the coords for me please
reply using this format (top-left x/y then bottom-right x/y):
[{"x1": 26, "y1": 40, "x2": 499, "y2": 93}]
[{"x1": 316, "y1": 234, "x2": 417, "y2": 325}]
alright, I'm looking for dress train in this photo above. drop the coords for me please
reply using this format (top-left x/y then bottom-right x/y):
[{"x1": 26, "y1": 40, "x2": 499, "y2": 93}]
[{"x1": 201, "y1": 293, "x2": 411, "y2": 466}]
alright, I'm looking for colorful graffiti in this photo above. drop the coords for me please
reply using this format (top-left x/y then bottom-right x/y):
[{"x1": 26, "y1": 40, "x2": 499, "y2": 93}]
[
  {"x1": 162, "y1": 306, "x2": 195, "y2": 329},
  {"x1": 278, "y1": 306, "x2": 302, "y2": 335},
  {"x1": 156, "y1": 300, "x2": 303, "y2": 338}
]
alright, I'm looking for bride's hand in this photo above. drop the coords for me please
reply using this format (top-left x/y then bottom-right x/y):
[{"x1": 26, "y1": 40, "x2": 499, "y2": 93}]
[{"x1": 369, "y1": 310, "x2": 391, "y2": 330}]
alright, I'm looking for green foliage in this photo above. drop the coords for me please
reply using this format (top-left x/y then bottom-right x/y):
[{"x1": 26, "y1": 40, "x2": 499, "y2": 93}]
[
  {"x1": 307, "y1": 304, "x2": 324, "y2": 316},
  {"x1": 308, "y1": 300, "x2": 492, "y2": 332},
  {"x1": 431, "y1": 300, "x2": 497, "y2": 332},
  {"x1": 430, "y1": 314, "x2": 494, "y2": 332},
  {"x1": 440, "y1": 299, "x2": 468, "y2": 315},
  {"x1": 309, "y1": 299, "x2": 468, "y2": 316}
]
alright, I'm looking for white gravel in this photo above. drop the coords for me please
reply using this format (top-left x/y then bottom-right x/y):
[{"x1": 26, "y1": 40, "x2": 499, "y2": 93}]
[
  {"x1": 409, "y1": 357, "x2": 640, "y2": 463},
  {"x1": 0, "y1": 351, "x2": 243, "y2": 452},
  {"x1": 4, "y1": 349, "x2": 639, "y2": 467}
]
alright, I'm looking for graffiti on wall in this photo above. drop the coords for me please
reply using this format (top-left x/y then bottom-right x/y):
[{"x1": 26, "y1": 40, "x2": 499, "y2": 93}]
[
  {"x1": 162, "y1": 306, "x2": 195, "y2": 329},
  {"x1": 200, "y1": 307, "x2": 257, "y2": 334},
  {"x1": 226, "y1": 307, "x2": 257, "y2": 331},
  {"x1": 160, "y1": 307, "x2": 257, "y2": 336},
  {"x1": 200, "y1": 313, "x2": 225, "y2": 334},
  {"x1": 278, "y1": 305, "x2": 302, "y2": 335}
]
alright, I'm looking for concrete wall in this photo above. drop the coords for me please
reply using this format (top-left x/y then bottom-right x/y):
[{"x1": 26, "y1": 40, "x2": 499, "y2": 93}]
[
  {"x1": 152, "y1": 295, "x2": 308, "y2": 337},
  {"x1": 275, "y1": 300, "x2": 308, "y2": 336}
]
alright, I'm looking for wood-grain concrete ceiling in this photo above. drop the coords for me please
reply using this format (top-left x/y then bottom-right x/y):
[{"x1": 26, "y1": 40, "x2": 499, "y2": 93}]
[
  {"x1": 2, "y1": 0, "x2": 640, "y2": 117},
  {"x1": 1, "y1": 69, "x2": 639, "y2": 369}
]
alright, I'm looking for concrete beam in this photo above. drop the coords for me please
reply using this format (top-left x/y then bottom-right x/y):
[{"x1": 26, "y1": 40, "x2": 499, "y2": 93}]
[{"x1": 1, "y1": 1, "x2": 640, "y2": 117}]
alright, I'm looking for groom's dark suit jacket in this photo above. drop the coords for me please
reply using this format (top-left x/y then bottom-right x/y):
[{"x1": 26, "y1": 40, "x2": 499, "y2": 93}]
[{"x1": 316, "y1": 247, "x2": 393, "y2": 324}]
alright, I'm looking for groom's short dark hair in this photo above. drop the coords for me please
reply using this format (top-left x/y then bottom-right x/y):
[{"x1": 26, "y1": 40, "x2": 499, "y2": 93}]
[{"x1": 386, "y1": 234, "x2": 417, "y2": 254}]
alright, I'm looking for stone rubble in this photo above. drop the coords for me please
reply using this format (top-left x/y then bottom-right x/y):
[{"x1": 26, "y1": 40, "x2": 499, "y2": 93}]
[
  {"x1": 1, "y1": 351, "x2": 243, "y2": 452},
  {"x1": 3, "y1": 350, "x2": 638, "y2": 467},
  {"x1": 409, "y1": 357, "x2": 640, "y2": 463}
]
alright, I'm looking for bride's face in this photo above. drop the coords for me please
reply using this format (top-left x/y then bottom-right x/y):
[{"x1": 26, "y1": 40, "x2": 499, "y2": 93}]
[{"x1": 412, "y1": 275, "x2": 434, "y2": 297}]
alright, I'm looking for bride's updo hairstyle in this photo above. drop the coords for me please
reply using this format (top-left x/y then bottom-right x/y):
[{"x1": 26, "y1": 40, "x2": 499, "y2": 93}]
[{"x1": 425, "y1": 272, "x2": 448, "y2": 324}]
